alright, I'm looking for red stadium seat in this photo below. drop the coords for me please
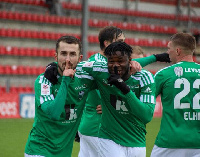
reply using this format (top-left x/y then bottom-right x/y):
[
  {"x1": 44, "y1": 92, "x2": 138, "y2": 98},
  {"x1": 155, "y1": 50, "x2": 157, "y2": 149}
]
[
  {"x1": 9, "y1": 86, "x2": 18, "y2": 93},
  {"x1": 11, "y1": 65, "x2": 18, "y2": 75},
  {"x1": 4, "y1": 65, "x2": 12, "y2": 75},
  {"x1": 0, "y1": 65, "x2": 5, "y2": 74},
  {"x1": 31, "y1": 47, "x2": 39, "y2": 56},
  {"x1": 31, "y1": 66, "x2": 39, "y2": 75},
  {"x1": 24, "y1": 86, "x2": 33, "y2": 93},
  {"x1": 25, "y1": 66, "x2": 32, "y2": 75},
  {"x1": 0, "y1": 86, "x2": 6, "y2": 94},
  {"x1": 0, "y1": 46, "x2": 6, "y2": 55},
  {"x1": 0, "y1": 10, "x2": 7, "y2": 19},
  {"x1": 17, "y1": 65, "x2": 26, "y2": 75}
]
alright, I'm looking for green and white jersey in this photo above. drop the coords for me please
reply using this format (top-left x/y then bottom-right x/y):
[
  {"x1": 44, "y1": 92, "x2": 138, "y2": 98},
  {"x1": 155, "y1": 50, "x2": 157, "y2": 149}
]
[
  {"x1": 154, "y1": 61, "x2": 200, "y2": 149},
  {"x1": 81, "y1": 61, "x2": 156, "y2": 147},
  {"x1": 25, "y1": 68, "x2": 95, "y2": 157},
  {"x1": 78, "y1": 53, "x2": 106, "y2": 137},
  {"x1": 78, "y1": 54, "x2": 156, "y2": 137},
  {"x1": 88, "y1": 53, "x2": 107, "y2": 62}
]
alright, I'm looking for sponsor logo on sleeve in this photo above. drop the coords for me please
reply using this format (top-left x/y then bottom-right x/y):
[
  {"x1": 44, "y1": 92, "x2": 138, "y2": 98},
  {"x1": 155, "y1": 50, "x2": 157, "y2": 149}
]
[
  {"x1": 41, "y1": 83, "x2": 50, "y2": 95},
  {"x1": 144, "y1": 87, "x2": 152, "y2": 93},
  {"x1": 83, "y1": 61, "x2": 94, "y2": 67}
]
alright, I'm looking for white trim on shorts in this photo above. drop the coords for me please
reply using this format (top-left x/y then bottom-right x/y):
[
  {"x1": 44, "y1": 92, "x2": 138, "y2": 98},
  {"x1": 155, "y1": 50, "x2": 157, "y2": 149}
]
[
  {"x1": 24, "y1": 153, "x2": 45, "y2": 157},
  {"x1": 151, "y1": 145, "x2": 200, "y2": 157}
]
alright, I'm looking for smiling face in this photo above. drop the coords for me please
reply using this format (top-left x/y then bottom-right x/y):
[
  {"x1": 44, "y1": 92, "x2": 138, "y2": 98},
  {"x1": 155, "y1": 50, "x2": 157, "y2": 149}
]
[
  {"x1": 55, "y1": 41, "x2": 83, "y2": 76},
  {"x1": 107, "y1": 51, "x2": 130, "y2": 79}
]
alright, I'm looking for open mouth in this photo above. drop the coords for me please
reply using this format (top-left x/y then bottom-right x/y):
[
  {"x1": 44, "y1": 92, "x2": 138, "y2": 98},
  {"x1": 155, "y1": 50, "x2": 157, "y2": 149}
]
[{"x1": 114, "y1": 66, "x2": 121, "y2": 75}]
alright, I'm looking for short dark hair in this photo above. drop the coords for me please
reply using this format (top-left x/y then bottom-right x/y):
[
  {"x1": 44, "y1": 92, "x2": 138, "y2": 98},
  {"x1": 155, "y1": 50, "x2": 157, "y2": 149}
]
[
  {"x1": 98, "y1": 26, "x2": 123, "y2": 50},
  {"x1": 56, "y1": 36, "x2": 82, "y2": 54},
  {"x1": 170, "y1": 32, "x2": 196, "y2": 53},
  {"x1": 104, "y1": 42, "x2": 133, "y2": 58}
]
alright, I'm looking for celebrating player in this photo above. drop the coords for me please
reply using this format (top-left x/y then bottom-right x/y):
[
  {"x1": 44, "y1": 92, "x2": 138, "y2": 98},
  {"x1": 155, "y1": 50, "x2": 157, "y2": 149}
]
[
  {"x1": 24, "y1": 36, "x2": 95, "y2": 157},
  {"x1": 81, "y1": 42, "x2": 156, "y2": 157},
  {"x1": 151, "y1": 32, "x2": 200, "y2": 157}
]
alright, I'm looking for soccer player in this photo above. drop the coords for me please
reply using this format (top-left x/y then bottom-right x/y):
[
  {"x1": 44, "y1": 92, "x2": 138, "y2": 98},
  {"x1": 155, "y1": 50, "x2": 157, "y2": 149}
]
[
  {"x1": 151, "y1": 32, "x2": 200, "y2": 157},
  {"x1": 131, "y1": 45, "x2": 144, "y2": 59},
  {"x1": 77, "y1": 26, "x2": 169, "y2": 157},
  {"x1": 81, "y1": 41, "x2": 156, "y2": 157},
  {"x1": 78, "y1": 26, "x2": 126, "y2": 157},
  {"x1": 24, "y1": 36, "x2": 95, "y2": 157},
  {"x1": 43, "y1": 28, "x2": 170, "y2": 157}
]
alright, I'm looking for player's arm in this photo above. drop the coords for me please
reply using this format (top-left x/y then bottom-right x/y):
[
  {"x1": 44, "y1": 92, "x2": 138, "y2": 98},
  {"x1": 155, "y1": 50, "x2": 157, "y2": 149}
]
[
  {"x1": 129, "y1": 74, "x2": 155, "y2": 124},
  {"x1": 154, "y1": 70, "x2": 165, "y2": 97},
  {"x1": 108, "y1": 70, "x2": 156, "y2": 124},
  {"x1": 125, "y1": 87, "x2": 155, "y2": 124},
  {"x1": 80, "y1": 61, "x2": 106, "y2": 79},
  {"x1": 133, "y1": 53, "x2": 170, "y2": 67},
  {"x1": 36, "y1": 76, "x2": 71, "y2": 120},
  {"x1": 36, "y1": 61, "x2": 74, "y2": 120}
]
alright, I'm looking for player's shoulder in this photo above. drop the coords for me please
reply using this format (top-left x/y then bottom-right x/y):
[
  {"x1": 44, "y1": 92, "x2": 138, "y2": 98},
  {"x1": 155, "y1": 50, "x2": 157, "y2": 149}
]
[
  {"x1": 82, "y1": 60, "x2": 107, "y2": 68},
  {"x1": 154, "y1": 64, "x2": 175, "y2": 77},
  {"x1": 35, "y1": 73, "x2": 52, "y2": 86},
  {"x1": 88, "y1": 53, "x2": 107, "y2": 62},
  {"x1": 131, "y1": 69, "x2": 155, "y2": 86},
  {"x1": 133, "y1": 69, "x2": 154, "y2": 78}
]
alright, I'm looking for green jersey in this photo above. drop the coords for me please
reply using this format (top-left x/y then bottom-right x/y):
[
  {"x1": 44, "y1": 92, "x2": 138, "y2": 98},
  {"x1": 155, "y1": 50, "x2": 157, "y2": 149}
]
[
  {"x1": 78, "y1": 53, "x2": 106, "y2": 137},
  {"x1": 25, "y1": 68, "x2": 95, "y2": 157},
  {"x1": 78, "y1": 53, "x2": 157, "y2": 137},
  {"x1": 154, "y1": 61, "x2": 200, "y2": 148},
  {"x1": 81, "y1": 61, "x2": 156, "y2": 147}
]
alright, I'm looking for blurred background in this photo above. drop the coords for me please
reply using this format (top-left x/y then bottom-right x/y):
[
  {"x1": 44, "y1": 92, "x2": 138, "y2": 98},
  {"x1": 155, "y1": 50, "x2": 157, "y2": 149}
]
[
  {"x1": 0, "y1": 0, "x2": 200, "y2": 93},
  {"x1": 0, "y1": 1, "x2": 200, "y2": 156}
]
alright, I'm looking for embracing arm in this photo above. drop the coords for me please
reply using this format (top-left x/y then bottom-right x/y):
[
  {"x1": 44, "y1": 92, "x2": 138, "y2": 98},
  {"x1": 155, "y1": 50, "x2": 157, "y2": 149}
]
[
  {"x1": 133, "y1": 55, "x2": 156, "y2": 67},
  {"x1": 39, "y1": 76, "x2": 71, "y2": 120},
  {"x1": 133, "y1": 53, "x2": 170, "y2": 67}
]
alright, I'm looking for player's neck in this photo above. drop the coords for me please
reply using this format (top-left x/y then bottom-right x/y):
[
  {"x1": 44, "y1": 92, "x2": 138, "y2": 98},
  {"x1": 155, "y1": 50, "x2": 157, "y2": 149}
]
[
  {"x1": 177, "y1": 55, "x2": 194, "y2": 63},
  {"x1": 99, "y1": 50, "x2": 105, "y2": 56},
  {"x1": 122, "y1": 70, "x2": 130, "y2": 81}
]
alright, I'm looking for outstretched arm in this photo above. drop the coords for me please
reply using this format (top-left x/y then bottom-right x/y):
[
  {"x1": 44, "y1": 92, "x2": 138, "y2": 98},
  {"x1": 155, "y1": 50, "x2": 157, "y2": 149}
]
[{"x1": 133, "y1": 53, "x2": 170, "y2": 67}]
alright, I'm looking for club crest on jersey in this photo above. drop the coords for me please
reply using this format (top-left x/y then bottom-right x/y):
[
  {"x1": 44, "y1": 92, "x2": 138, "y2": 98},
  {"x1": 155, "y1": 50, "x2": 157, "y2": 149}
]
[
  {"x1": 174, "y1": 67, "x2": 183, "y2": 77},
  {"x1": 41, "y1": 83, "x2": 50, "y2": 95},
  {"x1": 78, "y1": 90, "x2": 85, "y2": 100}
]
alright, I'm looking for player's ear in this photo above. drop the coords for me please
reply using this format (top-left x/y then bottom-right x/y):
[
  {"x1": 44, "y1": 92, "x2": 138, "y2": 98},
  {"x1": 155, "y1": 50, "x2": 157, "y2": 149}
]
[
  {"x1": 129, "y1": 57, "x2": 132, "y2": 62},
  {"x1": 104, "y1": 40, "x2": 110, "y2": 48},
  {"x1": 78, "y1": 55, "x2": 83, "y2": 62},
  {"x1": 176, "y1": 47, "x2": 181, "y2": 56},
  {"x1": 55, "y1": 52, "x2": 58, "y2": 61}
]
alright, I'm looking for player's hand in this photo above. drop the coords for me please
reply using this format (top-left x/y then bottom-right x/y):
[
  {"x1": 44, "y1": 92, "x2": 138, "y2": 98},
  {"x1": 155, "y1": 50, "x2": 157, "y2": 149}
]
[
  {"x1": 44, "y1": 62, "x2": 58, "y2": 85},
  {"x1": 107, "y1": 67, "x2": 130, "y2": 95},
  {"x1": 130, "y1": 61, "x2": 142, "y2": 75},
  {"x1": 74, "y1": 132, "x2": 80, "y2": 143},
  {"x1": 154, "y1": 52, "x2": 171, "y2": 63},
  {"x1": 63, "y1": 59, "x2": 76, "y2": 78},
  {"x1": 96, "y1": 105, "x2": 102, "y2": 114}
]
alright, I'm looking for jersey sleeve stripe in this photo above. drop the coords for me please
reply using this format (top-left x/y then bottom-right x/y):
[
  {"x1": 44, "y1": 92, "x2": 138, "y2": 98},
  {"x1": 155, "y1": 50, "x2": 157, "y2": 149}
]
[
  {"x1": 40, "y1": 94, "x2": 54, "y2": 104},
  {"x1": 75, "y1": 73, "x2": 94, "y2": 80},
  {"x1": 39, "y1": 75, "x2": 52, "y2": 86},
  {"x1": 140, "y1": 94, "x2": 155, "y2": 104},
  {"x1": 93, "y1": 67, "x2": 108, "y2": 73},
  {"x1": 132, "y1": 76, "x2": 144, "y2": 87},
  {"x1": 132, "y1": 70, "x2": 154, "y2": 87}
]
